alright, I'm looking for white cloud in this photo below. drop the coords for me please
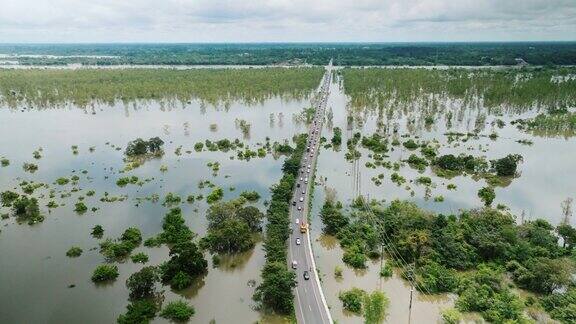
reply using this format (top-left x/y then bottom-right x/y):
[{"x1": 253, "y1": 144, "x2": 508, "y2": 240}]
[{"x1": 0, "y1": 0, "x2": 574, "y2": 42}]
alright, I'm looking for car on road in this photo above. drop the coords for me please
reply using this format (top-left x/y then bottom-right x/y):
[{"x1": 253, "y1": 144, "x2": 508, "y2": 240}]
[
  {"x1": 296, "y1": 238, "x2": 301, "y2": 245},
  {"x1": 303, "y1": 271, "x2": 310, "y2": 280},
  {"x1": 292, "y1": 260, "x2": 298, "y2": 269},
  {"x1": 299, "y1": 177, "x2": 303, "y2": 181},
  {"x1": 296, "y1": 183, "x2": 300, "y2": 188},
  {"x1": 292, "y1": 200, "x2": 296, "y2": 206},
  {"x1": 299, "y1": 197, "x2": 304, "y2": 202},
  {"x1": 295, "y1": 218, "x2": 299, "y2": 224},
  {"x1": 297, "y1": 206, "x2": 302, "y2": 210},
  {"x1": 302, "y1": 189, "x2": 306, "y2": 194}
]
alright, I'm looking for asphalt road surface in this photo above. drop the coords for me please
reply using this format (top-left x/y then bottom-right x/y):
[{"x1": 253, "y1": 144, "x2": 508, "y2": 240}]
[{"x1": 288, "y1": 62, "x2": 333, "y2": 324}]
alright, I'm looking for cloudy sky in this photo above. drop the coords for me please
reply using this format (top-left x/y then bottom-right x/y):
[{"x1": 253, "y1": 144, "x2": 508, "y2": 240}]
[{"x1": 1, "y1": 0, "x2": 575, "y2": 43}]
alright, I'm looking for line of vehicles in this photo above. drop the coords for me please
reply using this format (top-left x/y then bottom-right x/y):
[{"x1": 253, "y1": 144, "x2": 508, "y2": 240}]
[{"x1": 290, "y1": 71, "x2": 331, "y2": 283}]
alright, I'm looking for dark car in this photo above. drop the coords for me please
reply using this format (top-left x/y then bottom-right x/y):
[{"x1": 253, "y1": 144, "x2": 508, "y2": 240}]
[
  {"x1": 303, "y1": 271, "x2": 310, "y2": 280},
  {"x1": 292, "y1": 201, "x2": 296, "y2": 206}
]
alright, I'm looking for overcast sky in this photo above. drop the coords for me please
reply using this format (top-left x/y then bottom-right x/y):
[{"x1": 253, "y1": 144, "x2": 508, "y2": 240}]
[{"x1": 1, "y1": 0, "x2": 575, "y2": 43}]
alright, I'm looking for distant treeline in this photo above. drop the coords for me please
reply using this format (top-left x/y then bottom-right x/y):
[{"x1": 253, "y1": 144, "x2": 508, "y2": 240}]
[
  {"x1": 1, "y1": 42, "x2": 576, "y2": 66},
  {"x1": 0, "y1": 67, "x2": 323, "y2": 107}
]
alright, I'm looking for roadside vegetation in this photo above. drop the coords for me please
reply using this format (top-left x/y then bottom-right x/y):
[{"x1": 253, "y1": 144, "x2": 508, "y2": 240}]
[{"x1": 253, "y1": 134, "x2": 307, "y2": 315}]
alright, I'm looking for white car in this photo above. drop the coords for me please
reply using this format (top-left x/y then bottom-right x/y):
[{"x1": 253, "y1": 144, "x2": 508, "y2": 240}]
[
  {"x1": 296, "y1": 238, "x2": 301, "y2": 245},
  {"x1": 292, "y1": 260, "x2": 298, "y2": 269},
  {"x1": 295, "y1": 218, "x2": 300, "y2": 224},
  {"x1": 299, "y1": 197, "x2": 304, "y2": 202},
  {"x1": 300, "y1": 177, "x2": 303, "y2": 181},
  {"x1": 302, "y1": 189, "x2": 306, "y2": 194},
  {"x1": 298, "y1": 206, "x2": 302, "y2": 210}
]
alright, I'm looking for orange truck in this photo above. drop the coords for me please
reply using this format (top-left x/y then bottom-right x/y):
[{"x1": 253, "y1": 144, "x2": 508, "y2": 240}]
[{"x1": 300, "y1": 222, "x2": 309, "y2": 233}]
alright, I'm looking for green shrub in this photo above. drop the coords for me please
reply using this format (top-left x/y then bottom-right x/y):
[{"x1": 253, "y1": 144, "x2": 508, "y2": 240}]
[
  {"x1": 339, "y1": 288, "x2": 365, "y2": 314},
  {"x1": 91, "y1": 264, "x2": 119, "y2": 282},
  {"x1": 160, "y1": 300, "x2": 195, "y2": 322},
  {"x1": 131, "y1": 252, "x2": 149, "y2": 263},
  {"x1": 66, "y1": 246, "x2": 83, "y2": 257}
]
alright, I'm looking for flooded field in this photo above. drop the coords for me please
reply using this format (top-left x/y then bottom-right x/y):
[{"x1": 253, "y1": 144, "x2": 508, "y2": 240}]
[
  {"x1": 309, "y1": 67, "x2": 576, "y2": 323},
  {"x1": 1, "y1": 66, "x2": 575, "y2": 324},
  {"x1": 0, "y1": 71, "x2": 317, "y2": 323}
]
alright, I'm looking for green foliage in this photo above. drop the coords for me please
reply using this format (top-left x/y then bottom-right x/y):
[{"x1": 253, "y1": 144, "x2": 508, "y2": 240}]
[
  {"x1": 160, "y1": 241, "x2": 207, "y2": 290},
  {"x1": 125, "y1": 137, "x2": 164, "y2": 157},
  {"x1": 1, "y1": 190, "x2": 19, "y2": 207},
  {"x1": 441, "y1": 308, "x2": 462, "y2": 324},
  {"x1": 239, "y1": 190, "x2": 261, "y2": 202},
  {"x1": 541, "y1": 287, "x2": 576, "y2": 323},
  {"x1": 206, "y1": 187, "x2": 224, "y2": 204},
  {"x1": 163, "y1": 192, "x2": 181, "y2": 206},
  {"x1": 0, "y1": 158, "x2": 9, "y2": 167},
  {"x1": 390, "y1": 173, "x2": 406, "y2": 185},
  {"x1": 362, "y1": 133, "x2": 388, "y2": 153},
  {"x1": 160, "y1": 300, "x2": 195, "y2": 322},
  {"x1": 116, "y1": 176, "x2": 139, "y2": 187},
  {"x1": 12, "y1": 195, "x2": 43, "y2": 224},
  {"x1": 254, "y1": 262, "x2": 296, "y2": 315},
  {"x1": 131, "y1": 253, "x2": 149, "y2": 264},
  {"x1": 363, "y1": 291, "x2": 389, "y2": 324},
  {"x1": 339, "y1": 288, "x2": 365, "y2": 314},
  {"x1": 478, "y1": 187, "x2": 496, "y2": 206},
  {"x1": 66, "y1": 246, "x2": 83, "y2": 257},
  {"x1": 22, "y1": 162, "x2": 38, "y2": 173},
  {"x1": 159, "y1": 208, "x2": 193, "y2": 244},
  {"x1": 319, "y1": 199, "x2": 349, "y2": 235},
  {"x1": 169, "y1": 271, "x2": 193, "y2": 290},
  {"x1": 91, "y1": 225, "x2": 104, "y2": 238},
  {"x1": 202, "y1": 218, "x2": 254, "y2": 253},
  {"x1": 379, "y1": 263, "x2": 393, "y2": 278},
  {"x1": 126, "y1": 266, "x2": 159, "y2": 299},
  {"x1": 100, "y1": 227, "x2": 142, "y2": 259},
  {"x1": 403, "y1": 139, "x2": 419, "y2": 150},
  {"x1": 415, "y1": 176, "x2": 432, "y2": 186},
  {"x1": 509, "y1": 257, "x2": 573, "y2": 294},
  {"x1": 342, "y1": 67, "x2": 576, "y2": 114},
  {"x1": 415, "y1": 261, "x2": 459, "y2": 293},
  {"x1": 456, "y1": 265, "x2": 525, "y2": 323},
  {"x1": 91, "y1": 264, "x2": 119, "y2": 282},
  {"x1": 202, "y1": 198, "x2": 263, "y2": 253},
  {"x1": 490, "y1": 154, "x2": 523, "y2": 177},
  {"x1": 0, "y1": 67, "x2": 323, "y2": 108},
  {"x1": 406, "y1": 154, "x2": 428, "y2": 171},
  {"x1": 117, "y1": 299, "x2": 159, "y2": 324},
  {"x1": 434, "y1": 154, "x2": 488, "y2": 174},
  {"x1": 331, "y1": 127, "x2": 342, "y2": 146},
  {"x1": 74, "y1": 202, "x2": 88, "y2": 213},
  {"x1": 343, "y1": 244, "x2": 368, "y2": 269},
  {"x1": 255, "y1": 133, "x2": 307, "y2": 314},
  {"x1": 55, "y1": 177, "x2": 70, "y2": 185}
]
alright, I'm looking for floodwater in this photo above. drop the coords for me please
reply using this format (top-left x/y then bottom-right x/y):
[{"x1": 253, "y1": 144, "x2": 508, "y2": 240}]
[
  {"x1": 0, "y1": 96, "x2": 310, "y2": 323},
  {"x1": 1, "y1": 67, "x2": 574, "y2": 324},
  {"x1": 308, "y1": 71, "x2": 576, "y2": 323}
]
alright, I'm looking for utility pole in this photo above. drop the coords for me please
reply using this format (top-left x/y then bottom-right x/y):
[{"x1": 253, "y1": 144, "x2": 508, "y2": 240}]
[{"x1": 408, "y1": 285, "x2": 414, "y2": 324}]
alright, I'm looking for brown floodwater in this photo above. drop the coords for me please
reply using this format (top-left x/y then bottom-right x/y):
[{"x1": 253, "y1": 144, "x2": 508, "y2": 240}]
[{"x1": 0, "y1": 95, "x2": 309, "y2": 323}]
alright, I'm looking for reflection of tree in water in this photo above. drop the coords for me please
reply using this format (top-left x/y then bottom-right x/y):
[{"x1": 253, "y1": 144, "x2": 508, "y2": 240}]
[
  {"x1": 217, "y1": 246, "x2": 257, "y2": 272},
  {"x1": 179, "y1": 273, "x2": 207, "y2": 299}
]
